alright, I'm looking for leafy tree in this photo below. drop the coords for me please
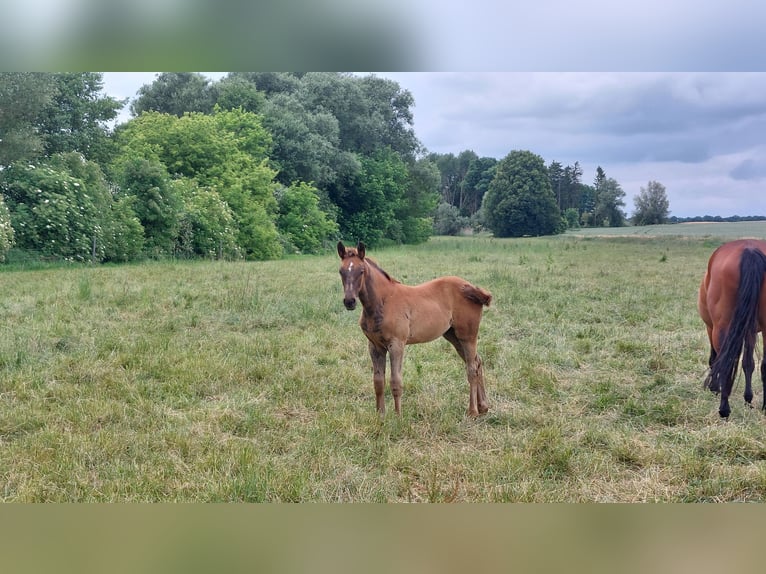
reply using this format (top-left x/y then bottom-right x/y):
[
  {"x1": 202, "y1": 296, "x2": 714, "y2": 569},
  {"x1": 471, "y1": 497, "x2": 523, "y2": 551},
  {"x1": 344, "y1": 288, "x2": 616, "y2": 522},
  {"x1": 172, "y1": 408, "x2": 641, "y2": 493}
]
[
  {"x1": 461, "y1": 156, "x2": 497, "y2": 216},
  {"x1": 0, "y1": 195, "x2": 14, "y2": 261},
  {"x1": 0, "y1": 73, "x2": 56, "y2": 166},
  {"x1": 233, "y1": 72, "x2": 302, "y2": 96},
  {"x1": 592, "y1": 170, "x2": 626, "y2": 227},
  {"x1": 355, "y1": 74, "x2": 419, "y2": 159},
  {"x1": 276, "y1": 181, "x2": 339, "y2": 253},
  {"x1": 430, "y1": 150, "x2": 478, "y2": 209},
  {"x1": 562, "y1": 162, "x2": 584, "y2": 212},
  {"x1": 633, "y1": 180, "x2": 670, "y2": 225},
  {"x1": 482, "y1": 150, "x2": 561, "y2": 237},
  {"x1": 399, "y1": 157, "x2": 439, "y2": 244},
  {"x1": 114, "y1": 155, "x2": 181, "y2": 256},
  {"x1": 296, "y1": 73, "x2": 418, "y2": 159},
  {"x1": 37, "y1": 73, "x2": 124, "y2": 165},
  {"x1": 548, "y1": 160, "x2": 584, "y2": 213},
  {"x1": 336, "y1": 148, "x2": 408, "y2": 246},
  {"x1": 599, "y1": 181, "x2": 626, "y2": 227},
  {"x1": 548, "y1": 161, "x2": 565, "y2": 210},
  {"x1": 594, "y1": 166, "x2": 607, "y2": 190},
  {"x1": 213, "y1": 75, "x2": 266, "y2": 113},
  {"x1": 130, "y1": 73, "x2": 215, "y2": 117},
  {"x1": 578, "y1": 185, "x2": 597, "y2": 225},
  {"x1": 260, "y1": 92, "x2": 342, "y2": 188}
]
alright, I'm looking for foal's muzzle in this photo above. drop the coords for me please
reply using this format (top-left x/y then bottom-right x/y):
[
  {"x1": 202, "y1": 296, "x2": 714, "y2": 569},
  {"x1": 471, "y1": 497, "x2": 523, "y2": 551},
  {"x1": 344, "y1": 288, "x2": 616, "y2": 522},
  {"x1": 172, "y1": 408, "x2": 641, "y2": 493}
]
[{"x1": 343, "y1": 297, "x2": 357, "y2": 310}]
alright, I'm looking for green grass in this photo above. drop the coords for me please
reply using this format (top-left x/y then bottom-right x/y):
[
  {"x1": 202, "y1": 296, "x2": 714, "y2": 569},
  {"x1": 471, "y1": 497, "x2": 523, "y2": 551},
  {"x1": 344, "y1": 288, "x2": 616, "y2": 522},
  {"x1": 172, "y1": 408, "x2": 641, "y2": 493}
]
[{"x1": 2, "y1": 223, "x2": 766, "y2": 501}]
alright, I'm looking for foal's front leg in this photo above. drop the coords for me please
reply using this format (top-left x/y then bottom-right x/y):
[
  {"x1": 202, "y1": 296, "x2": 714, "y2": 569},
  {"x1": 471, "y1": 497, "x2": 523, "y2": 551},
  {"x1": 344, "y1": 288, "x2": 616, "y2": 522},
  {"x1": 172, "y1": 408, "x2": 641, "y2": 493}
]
[{"x1": 369, "y1": 342, "x2": 387, "y2": 414}]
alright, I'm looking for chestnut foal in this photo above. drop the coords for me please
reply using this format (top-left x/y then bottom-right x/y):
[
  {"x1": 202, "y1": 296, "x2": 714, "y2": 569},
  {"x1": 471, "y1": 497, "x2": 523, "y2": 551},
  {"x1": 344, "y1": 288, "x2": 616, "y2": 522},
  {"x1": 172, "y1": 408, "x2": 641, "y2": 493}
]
[{"x1": 337, "y1": 241, "x2": 492, "y2": 416}]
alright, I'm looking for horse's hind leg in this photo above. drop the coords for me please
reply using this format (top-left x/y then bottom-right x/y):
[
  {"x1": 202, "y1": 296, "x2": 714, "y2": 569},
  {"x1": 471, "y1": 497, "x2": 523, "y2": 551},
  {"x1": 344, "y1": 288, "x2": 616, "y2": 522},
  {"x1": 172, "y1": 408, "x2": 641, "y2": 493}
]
[
  {"x1": 742, "y1": 332, "x2": 755, "y2": 407},
  {"x1": 443, "y1": 328, "x2": 488, "y2": 416},
  {"x1": 369, "y1": 342, "x2": 387, "y2": 414},
  {"x1": 761, "y1": 355, "x2": 766, "y2": 412},
  {"x1": 705, "y1": 326, "x2": 719, "y2": 392},
  {"x1": 387, "y1": 340, "x2": 405, "y2": 415},
  {"x1": 761, "y1": 335, "x2": 766, "y2": 412}
]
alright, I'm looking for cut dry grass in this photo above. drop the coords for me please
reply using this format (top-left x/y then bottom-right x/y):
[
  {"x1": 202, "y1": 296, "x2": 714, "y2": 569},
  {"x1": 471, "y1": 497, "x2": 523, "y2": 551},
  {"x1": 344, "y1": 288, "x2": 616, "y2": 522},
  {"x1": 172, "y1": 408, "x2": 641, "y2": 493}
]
[{"x1": 2, "y1": 228, "x2": 766, "y2": 501}]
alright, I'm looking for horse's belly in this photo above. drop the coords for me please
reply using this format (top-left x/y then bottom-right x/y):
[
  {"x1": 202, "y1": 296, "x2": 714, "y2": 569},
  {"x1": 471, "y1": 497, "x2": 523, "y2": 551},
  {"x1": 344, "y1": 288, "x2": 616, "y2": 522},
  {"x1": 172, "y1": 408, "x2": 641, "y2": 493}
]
[{"x1": 406, "y1": 316, "x2": 451, "y2": 344}]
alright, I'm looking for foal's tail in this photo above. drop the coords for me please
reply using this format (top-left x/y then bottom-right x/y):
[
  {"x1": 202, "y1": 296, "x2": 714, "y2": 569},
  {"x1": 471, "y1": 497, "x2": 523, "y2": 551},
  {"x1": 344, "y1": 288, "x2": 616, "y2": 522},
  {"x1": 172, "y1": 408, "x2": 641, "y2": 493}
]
[
  {"x1": 462, "y1": 283, "x2": 492, "y2": 307},
  {"x1": 706, "y1": 247, "x2": 766, "y2": 396}
]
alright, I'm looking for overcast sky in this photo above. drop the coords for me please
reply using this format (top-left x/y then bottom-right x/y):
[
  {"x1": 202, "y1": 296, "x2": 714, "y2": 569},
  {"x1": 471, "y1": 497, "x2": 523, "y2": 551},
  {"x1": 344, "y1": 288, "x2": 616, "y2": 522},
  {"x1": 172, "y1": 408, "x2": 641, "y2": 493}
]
[{"x1": 102, "y1": 72, "x2": 766, "y2": 218}]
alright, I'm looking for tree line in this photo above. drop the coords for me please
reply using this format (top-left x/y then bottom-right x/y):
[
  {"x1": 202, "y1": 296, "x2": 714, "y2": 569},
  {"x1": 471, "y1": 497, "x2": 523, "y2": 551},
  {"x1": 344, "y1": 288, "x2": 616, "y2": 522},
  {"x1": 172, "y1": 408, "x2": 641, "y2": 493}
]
[
  {"x1": 429, "y1": 150, "x2": 673, "y2": 236},
  {"x1": 0, "y1": 72, "x2": 680, "y2": 263}
]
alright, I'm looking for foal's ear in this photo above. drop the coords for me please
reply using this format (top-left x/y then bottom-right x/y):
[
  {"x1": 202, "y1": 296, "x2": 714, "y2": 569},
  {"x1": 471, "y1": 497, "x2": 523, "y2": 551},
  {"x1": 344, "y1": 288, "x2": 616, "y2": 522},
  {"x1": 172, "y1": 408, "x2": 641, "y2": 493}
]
[
  {"x1": 356, "y1": 241, "x2": 366, "y2": 260},
  {"x1": 337, "y1": 241, "x2": 346, "y2": 259}
]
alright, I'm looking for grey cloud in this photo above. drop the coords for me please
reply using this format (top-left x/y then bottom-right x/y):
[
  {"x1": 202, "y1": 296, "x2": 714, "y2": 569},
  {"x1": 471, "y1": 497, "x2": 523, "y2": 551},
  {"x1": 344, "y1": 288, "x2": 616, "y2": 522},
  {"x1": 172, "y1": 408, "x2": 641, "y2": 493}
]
[
  {"x1": 391, "y1": 73, "x2": 766, "y2": 167},
  {"x1": 411, "y1": 1, "x2": 766, "y2": 71},
  {"x1": 730, "y1": 159, "x2": 766, "y2": 181}
]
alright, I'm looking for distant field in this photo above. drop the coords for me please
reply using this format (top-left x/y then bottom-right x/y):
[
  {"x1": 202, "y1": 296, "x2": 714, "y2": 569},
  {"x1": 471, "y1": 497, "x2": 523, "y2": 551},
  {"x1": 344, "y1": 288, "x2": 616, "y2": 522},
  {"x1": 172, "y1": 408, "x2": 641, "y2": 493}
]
[
  {"x1": 2, "y1": 233, "x2": 766, "y2": 501},
  {"x1": 568, "y1": 220, "x2": 766, "y2": 239}
]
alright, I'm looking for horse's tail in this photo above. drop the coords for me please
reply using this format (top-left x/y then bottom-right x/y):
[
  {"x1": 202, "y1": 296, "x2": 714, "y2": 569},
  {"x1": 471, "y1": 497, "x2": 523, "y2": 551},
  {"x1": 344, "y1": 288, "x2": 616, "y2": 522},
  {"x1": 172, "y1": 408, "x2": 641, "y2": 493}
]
[
  {"x1": 462, "y1": 283, "x2": 492, "y2": 307},
  {"x1": 706, "y1": 247, "x2": 766, "y2": 396}
]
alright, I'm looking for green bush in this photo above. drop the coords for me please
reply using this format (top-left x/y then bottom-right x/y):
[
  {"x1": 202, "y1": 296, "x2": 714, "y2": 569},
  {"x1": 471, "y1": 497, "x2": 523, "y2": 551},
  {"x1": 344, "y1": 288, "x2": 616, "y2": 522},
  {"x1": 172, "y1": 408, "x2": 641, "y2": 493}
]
[
  {"x1": 175, "y1": 180, "x2": 240, "y2": 259},
  {"x1": 433, "y1": 202, "x2": 469, "y2": 236},
  {"x1": 276, "y1": 182, "x2": 338, "y2": 253}
]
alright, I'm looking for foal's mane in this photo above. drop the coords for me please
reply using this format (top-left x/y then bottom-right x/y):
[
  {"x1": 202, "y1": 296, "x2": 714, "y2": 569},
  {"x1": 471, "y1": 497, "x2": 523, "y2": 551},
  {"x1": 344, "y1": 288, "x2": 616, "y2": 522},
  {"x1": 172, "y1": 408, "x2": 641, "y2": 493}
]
[{"x1": 365, "y1": 257, "x2": 400, "y2": 284}]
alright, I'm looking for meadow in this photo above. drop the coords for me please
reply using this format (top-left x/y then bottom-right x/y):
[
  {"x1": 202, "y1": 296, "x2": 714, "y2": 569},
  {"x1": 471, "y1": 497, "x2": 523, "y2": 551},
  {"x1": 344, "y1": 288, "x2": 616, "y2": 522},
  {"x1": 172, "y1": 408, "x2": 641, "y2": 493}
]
[{"x1": 2, "y1": 221, "x2": 766, "y2": 502}]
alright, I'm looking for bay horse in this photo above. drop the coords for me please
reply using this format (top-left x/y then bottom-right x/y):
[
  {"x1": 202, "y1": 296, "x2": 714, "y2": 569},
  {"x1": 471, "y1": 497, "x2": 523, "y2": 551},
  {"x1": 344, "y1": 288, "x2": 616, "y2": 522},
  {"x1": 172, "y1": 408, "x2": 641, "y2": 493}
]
[
  {"x1": 337, "y1": 241, "x2": 492, "y2": 416},
  {"x1": 698, "y1": 239, "x2": 766, "y2": 418}
]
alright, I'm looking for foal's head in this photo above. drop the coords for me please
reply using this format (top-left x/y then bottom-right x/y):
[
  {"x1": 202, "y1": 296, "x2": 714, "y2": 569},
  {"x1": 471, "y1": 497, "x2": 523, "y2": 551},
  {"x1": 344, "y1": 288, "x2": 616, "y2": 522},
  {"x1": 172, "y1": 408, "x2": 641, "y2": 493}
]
[{"x1": 337, "y1": 241, "x2": 366, "y2": 310}]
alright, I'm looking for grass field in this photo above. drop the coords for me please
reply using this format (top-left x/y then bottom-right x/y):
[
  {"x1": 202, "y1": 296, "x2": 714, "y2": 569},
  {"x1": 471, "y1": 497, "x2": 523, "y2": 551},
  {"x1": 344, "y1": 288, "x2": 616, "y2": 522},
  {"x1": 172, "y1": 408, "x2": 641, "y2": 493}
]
[
  {"x1": 568, "y1": 220, "x2": 766, "y2": 238},
  {"x1": 2, "y1": 221, "x2": 766, "y2": 502}
]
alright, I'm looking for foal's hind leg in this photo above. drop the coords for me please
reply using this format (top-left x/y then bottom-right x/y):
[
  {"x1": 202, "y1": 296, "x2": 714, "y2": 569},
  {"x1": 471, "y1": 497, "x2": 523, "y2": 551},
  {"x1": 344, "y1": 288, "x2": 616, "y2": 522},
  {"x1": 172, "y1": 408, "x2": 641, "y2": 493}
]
[
  {"x1": 387, "y1": 340, "x2": 405, "y2": 415},
  {"x1": 443, "y1": 328, "x2": 488, "y2": 416}
]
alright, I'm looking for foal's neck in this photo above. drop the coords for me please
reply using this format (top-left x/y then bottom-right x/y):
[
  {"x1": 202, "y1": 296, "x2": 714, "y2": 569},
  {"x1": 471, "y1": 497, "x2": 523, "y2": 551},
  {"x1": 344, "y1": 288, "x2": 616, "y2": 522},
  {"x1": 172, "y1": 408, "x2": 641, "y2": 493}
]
[{"x1": 359, "y1": 260, "x2": 393, "y2": 310}]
